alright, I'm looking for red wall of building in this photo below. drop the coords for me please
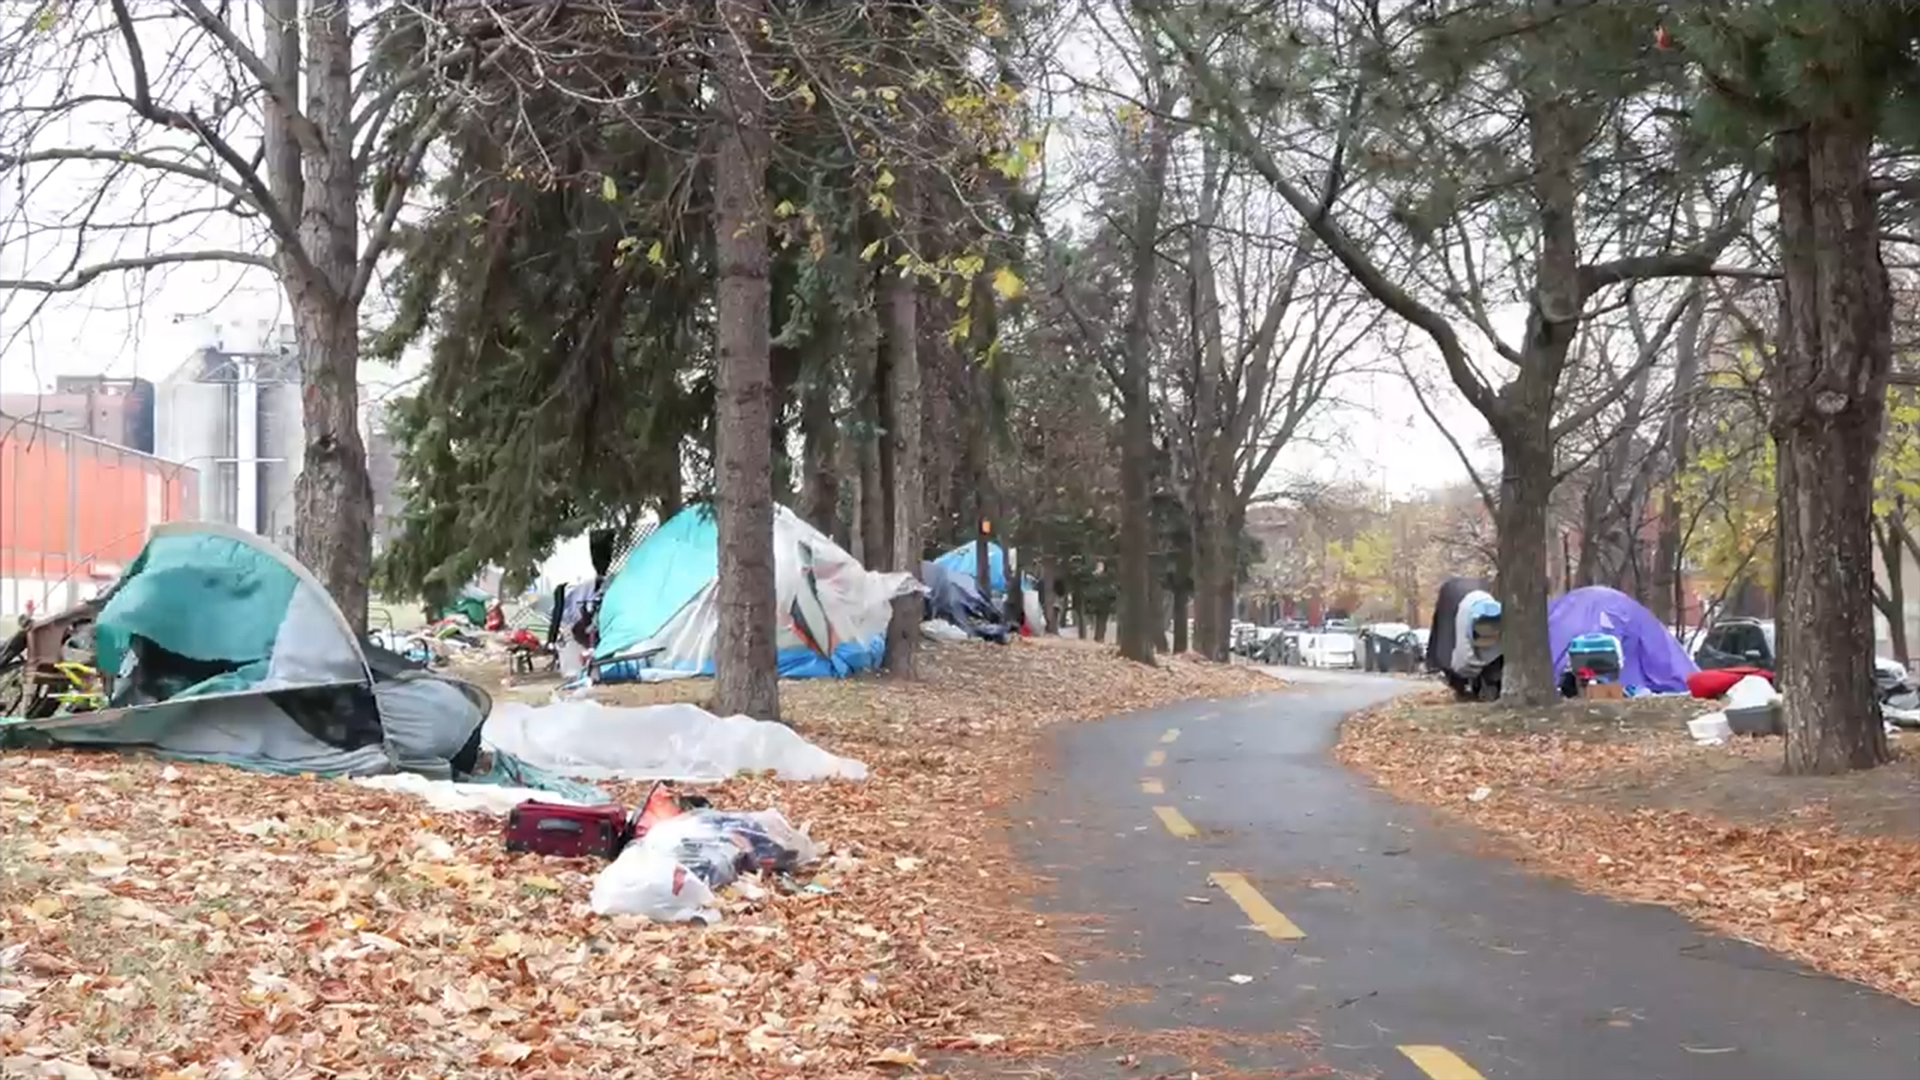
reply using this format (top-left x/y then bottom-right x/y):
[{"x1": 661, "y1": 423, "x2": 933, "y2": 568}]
[{"x1": 0, "y1": 415, "x2": 198, "y2": 609}]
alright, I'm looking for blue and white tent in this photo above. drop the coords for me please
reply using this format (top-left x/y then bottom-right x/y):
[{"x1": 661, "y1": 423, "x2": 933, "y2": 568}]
[
  {"x1": 933, "y1": 540, "x2": 1011, "y2": 594},
  {"x1": 593, "y1": 504, "x2": 920, "y2": 682}
]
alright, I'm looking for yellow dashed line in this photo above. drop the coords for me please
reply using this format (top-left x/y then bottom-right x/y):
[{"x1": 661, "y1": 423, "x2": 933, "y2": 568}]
[
  {"x1": 1160, "y1": 728, "x2": 1181, "y2": 744},
  {"x1": 1140, "y1": 778, "x2": 1165, "y2": 794},
  {"x1": 1145, "y1": 749, "x2": 1167, "y2": 768},
  {"x1": 1398, "y1": 1045, "x2": 1484, "y2": 1080},
  {"x1": 1152, "y1": 805, "x2": 1197, "y2": 838},
  {"x1": 1208, "y1": 871, "x2": 1305, "y2": 940}
]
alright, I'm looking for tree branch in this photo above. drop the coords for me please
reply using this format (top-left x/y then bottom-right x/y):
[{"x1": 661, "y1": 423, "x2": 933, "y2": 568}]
[
  {"x1": 1147, "y1": 3, "x2": 1500, "y2": 422},
  {"x1": 105, "y1": 0, "x2": 311, "y2": 277},
  {"x1": 0, "y1": 249, "x2": 276, "y2": 292},
  {"x1": 174, "y1": 0, "x2": 326, "y2": 156},
  {"x1": 4, "y1": 147, "x2": 253, "y2": 205},
  {"x1": 1550, "y1": 284, "x2": 1697, "y2": 442}
]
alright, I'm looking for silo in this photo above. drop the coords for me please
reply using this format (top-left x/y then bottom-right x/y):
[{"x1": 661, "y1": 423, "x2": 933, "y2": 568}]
[
  {"x1": 154, "y1": 349, "x2": 235, "y2": 525},
  {"x1": 257, "y1": 356, "x2": 304, "y2": 549}
]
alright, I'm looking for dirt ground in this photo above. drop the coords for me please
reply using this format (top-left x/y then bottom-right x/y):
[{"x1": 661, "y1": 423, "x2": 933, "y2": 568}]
[
  {"x1": 1339, "y1": 689, "x2": 1920, "y2": 1002},
  {"x1": 0, "y1": 636, "x2": 1276, "y2": 1079}
]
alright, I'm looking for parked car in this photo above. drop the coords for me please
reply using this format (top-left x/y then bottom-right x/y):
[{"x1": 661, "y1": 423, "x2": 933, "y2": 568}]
[
  {"x1": 1695, "y1": 616, "x2": 1916, "y2": 707},
  {"x1": 1359, "y1": 622, "x2": 1410, "y2": 671},
  {"x1": 1693, "y1": 617, "x2": 1776, "y2": 670}
]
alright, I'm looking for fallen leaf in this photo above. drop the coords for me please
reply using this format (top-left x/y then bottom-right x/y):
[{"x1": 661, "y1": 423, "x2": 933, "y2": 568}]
[{"x1": 867, "y1": 1047, "x2": 921, "y2": 1067}]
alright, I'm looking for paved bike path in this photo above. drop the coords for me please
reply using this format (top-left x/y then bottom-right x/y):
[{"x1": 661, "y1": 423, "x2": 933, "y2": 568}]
[{"x1": 1014, "y1": 671, "x2": 1919, "y2": 1079}]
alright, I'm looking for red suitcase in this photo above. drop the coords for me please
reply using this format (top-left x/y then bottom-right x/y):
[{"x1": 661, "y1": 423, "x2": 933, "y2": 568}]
[{"x1": 504, "y1": 801, "x2": 632, "y2": 859}]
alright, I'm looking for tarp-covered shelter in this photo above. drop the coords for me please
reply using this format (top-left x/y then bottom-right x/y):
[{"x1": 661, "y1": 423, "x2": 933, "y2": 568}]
[
  {"x1": 1548, "y1": 586, "x2": 1696, "y2": 693},
  {"x1": 1428, "y1": 576, "x2": 1503, "y2": 699},
  {"x1": 933, "y1": 540, "x2": 1010, "y2": 594},
  {"x1": 1, "y1": 523, "x2": 493, "y2": 778},
  {"x1": 593, "y1": 504, "x2": 918, "y2": 681}
]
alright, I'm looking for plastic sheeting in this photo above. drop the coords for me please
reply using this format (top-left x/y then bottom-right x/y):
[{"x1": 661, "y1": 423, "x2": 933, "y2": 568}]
[{"x1": 481, "y1": 700, "x2": 869, "y2": 781}]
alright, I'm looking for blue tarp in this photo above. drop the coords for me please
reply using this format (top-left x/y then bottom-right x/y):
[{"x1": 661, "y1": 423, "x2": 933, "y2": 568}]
[
  {"x1": 933, "y1": 540, "x2": 1008, "y2": 594},
  {"x1": 1547, "y1": 586, "x2": 1696, "y2": 693}
]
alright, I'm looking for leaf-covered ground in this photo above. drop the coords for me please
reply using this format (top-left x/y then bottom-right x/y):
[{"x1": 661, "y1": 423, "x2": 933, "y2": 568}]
[
  {"x1": 0, "y1": 638, "x2": 1273, "y2": 1079},
  {"x1": 1337, "y1": 692, "x2": 1920, "y2": 1003}
]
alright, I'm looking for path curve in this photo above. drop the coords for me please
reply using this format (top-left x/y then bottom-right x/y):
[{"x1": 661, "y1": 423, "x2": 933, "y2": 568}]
[{"x1": 1016, "y1": 669, "x2": 1919, "y2": 1079}]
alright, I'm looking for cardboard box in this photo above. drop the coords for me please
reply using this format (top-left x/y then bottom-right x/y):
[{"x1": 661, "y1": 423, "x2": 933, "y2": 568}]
[{"x1": 1582, "y1": 682, "x2": 1626, "y2": 701}]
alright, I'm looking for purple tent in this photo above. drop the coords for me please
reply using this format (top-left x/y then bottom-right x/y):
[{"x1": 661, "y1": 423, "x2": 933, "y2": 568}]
[{"x1": 1547, "y1": 586, "x2": 1697, "y2": 693}]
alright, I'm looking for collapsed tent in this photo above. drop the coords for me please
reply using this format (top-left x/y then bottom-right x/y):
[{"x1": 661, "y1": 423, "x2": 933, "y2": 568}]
[
  {"x1": 593, "y1": 504, "x2": 919, "y2": 681},
  {"x1": 0, "y1": 523, "x2": 503, "y2": 780},
  {"x1": 1548, "y1": 586, "x2": 1696, "y2": 693},
  {"x1": 919, "y1": 560, "x2": 1008, "y2": 641}
]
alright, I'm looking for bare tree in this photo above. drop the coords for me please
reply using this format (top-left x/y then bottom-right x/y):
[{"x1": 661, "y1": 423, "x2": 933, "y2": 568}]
[
  {"x1": 0, "y1": 2, "x2": 515, "y2": 631},
  {"x1": 1153, "y1": 0, "x2": 1752, "y2": 702}
]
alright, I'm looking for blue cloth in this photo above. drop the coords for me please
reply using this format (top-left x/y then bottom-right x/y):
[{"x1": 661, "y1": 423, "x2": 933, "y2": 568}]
[{"x1": 1547, "y1": 586, "x2": 1697, "y2": 693}]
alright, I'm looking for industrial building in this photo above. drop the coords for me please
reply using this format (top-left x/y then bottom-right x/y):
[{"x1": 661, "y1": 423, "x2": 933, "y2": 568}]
[
  {"x1": 0, "y1": 412, "x2": 199, "y2": 616},
  {"x1": 155, "y1": 327, "x2": 304, "y2": 549},
  {"x1": 0, "y1": 375, "x2": 156, "y2": 453},
  {"x1": 151, "y1": 323, "x2": 404, "y2": 553}
]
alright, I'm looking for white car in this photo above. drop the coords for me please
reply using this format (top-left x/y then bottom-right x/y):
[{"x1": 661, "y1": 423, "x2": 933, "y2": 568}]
[{"x1": 1302, "y1": 630, "x2": 1358, "y2": 669}]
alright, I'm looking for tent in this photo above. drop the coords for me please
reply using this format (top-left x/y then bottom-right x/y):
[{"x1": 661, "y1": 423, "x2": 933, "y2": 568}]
[
  {"x1": 933, "y1": 540, "x2": 1010, "y2": 594},
  {"x1": 593, "y1": 504, "x2": 919, "y2": 681},
  {"x1": 1, "y1": 522, "x2": 495, "y2": 779},
  {"x1": 1548, "y1": 586, "x2": 1696, "y2": 693}
]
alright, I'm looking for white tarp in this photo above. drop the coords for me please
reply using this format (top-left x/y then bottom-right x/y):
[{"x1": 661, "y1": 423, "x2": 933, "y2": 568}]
[
  {"x1": 353, "y1": 772, "x2": 587, "y2": 814},
  {"x1": 481, "y1": 700, "x2": 869, "y2": 781}
]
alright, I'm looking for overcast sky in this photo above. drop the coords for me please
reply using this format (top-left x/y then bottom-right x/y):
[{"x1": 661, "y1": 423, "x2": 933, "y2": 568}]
[{"x1": 0, "y1": 5, "x2": 1495, "y2": 500}]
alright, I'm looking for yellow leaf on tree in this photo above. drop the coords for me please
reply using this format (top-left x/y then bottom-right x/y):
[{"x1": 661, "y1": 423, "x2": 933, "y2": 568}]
[
  {"x1": 991, "y1": 266, "x2": 1026, "y2": 301},
  {"x1": 860, "y1": 239, "x2": 885, "y2": 261},
  {"x1": 646, "y1": 240, "x2": 666, "y2": 266},
  {"x1": 600, "y1": 175, "x2": 618, "y2": 202}
]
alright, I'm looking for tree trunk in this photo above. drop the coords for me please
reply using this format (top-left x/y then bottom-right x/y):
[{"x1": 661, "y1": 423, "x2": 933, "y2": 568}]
[
  {"x1": 1171, "y1": 587, "x2": 1189, "y2": 653},
  {"x1": 1495, "y1": 432, "x2": 1558, "y2": 705},
  {"x1": 286, "y1": 0, "x2": 371, "y2": 635},
  {"x1": 1873, "y1": 518, "x2": 1908, "y2": 665},
  {"x1": 883, "y1": 241, "x2": 922, "y2": 676},
  {"x1": 799, "y1": 369, "x2": 839, "y2": 535},
  {"x1": 1117, "y1": 83, "x2": 1174, "y2": 665},
  {"x1": 1771, "y1": 121, "x2": 1891, "y2": 774},
  {"x1": 710, "y1": 0, "x2": 780, "y2": 721},
  {"x1": 854, "y1": 302, "x2": 888, "y2": 571}
]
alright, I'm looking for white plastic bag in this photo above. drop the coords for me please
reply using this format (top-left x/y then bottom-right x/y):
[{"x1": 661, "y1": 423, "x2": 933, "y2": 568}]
[
  {"x1": 588, "y1": 809, "x2": 818, "y2": 923},
  {"x1": 1725, "y1": 674, "x2": 1779, "y2": 710},
  {"x1": 591, "y1": 845, "x2": 718, "y2": 922}
]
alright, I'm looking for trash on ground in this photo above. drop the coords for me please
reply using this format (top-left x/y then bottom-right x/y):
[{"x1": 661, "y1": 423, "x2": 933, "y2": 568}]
[
  {"x1": 1688, "y1": 712, "x2": 1732, "y2": 746},
  {"x1": 482, "y1": 698, "x2": 869, "y2": 781},
  {"x1": 920, "y1": 617, "x2": 973, "y2": 643},
  {"x1": 590, "y1": 808, "x2": 819, "y2": 922}
]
